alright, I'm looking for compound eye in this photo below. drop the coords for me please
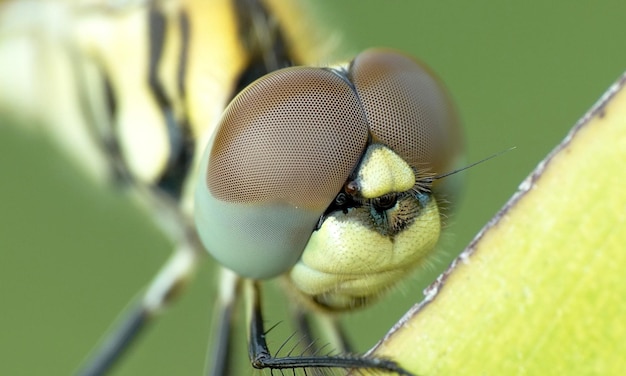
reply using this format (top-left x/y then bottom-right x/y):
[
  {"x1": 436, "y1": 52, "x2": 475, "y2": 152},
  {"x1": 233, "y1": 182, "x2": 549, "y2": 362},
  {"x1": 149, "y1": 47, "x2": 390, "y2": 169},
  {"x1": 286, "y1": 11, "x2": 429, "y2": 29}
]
[
  {"x1": 350, "y1": 49, "x2": 463, "y2": 190},
  {"x1": 195, "y1": 67, "x2": 369, "y2": 279}
]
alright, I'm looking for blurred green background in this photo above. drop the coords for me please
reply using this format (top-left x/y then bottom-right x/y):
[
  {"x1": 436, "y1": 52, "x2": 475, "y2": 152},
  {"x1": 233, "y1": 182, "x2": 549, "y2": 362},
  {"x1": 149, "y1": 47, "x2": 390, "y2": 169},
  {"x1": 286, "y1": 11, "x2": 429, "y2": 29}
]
[{"x1": 1, "y1": 1, "x2": 626, "y2": 375}]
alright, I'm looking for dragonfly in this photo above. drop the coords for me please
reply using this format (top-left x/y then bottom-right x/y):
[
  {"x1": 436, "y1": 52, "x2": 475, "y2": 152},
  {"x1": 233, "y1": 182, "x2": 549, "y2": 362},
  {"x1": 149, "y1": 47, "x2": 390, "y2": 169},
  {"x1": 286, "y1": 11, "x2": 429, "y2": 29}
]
[{"x1": 0, "y1": 0, "x2": 463, "y2": 374}]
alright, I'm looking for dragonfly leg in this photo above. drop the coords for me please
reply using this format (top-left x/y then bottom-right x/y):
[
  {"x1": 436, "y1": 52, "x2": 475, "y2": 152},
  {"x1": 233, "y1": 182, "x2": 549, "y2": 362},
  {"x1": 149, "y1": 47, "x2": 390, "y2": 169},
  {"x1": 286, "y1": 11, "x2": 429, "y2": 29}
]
[
  {"x1": 292, "y1": 306, "x2": 353, "y2": 358},
  {"x1": 205, "y1": 267, "x2": 241, "y2": 376},
  {"x1": 77, "y1": 242, "x2": 198, "y2": 376},
  {"x1": 245, "y1": 281, "x2": 415, "y2": 376}
]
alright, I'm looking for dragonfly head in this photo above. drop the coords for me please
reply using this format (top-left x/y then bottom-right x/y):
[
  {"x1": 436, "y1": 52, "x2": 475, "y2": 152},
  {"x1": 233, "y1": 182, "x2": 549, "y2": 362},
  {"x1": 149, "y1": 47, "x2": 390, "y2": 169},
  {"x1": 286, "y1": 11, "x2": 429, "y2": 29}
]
[{"x1": 195, "y1": 48, "x2": 463, "y2": 310}]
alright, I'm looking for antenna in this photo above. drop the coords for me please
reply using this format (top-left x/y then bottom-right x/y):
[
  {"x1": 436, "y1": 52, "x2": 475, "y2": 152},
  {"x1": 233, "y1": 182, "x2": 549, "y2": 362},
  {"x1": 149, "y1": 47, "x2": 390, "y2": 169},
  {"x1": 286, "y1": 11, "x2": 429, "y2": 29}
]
[{"x1": 430, "y1": 146, "x2": 516, "y2": 182}]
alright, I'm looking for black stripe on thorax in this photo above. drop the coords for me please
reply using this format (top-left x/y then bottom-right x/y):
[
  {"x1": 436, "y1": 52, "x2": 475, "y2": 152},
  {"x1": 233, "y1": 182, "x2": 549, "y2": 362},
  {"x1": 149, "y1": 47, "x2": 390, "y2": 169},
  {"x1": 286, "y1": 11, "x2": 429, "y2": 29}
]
[
  {"x1": 232, "y1": 0, "x2": 295, "y2": 96},
  {"x1": 148, "y1": 5, "x2": 194, "y2": 199}
]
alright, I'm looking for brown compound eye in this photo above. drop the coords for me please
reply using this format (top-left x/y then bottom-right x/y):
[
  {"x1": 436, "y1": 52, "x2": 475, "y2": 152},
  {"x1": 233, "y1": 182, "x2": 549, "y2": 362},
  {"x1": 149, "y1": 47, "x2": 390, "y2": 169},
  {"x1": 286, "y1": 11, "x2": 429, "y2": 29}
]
[
  {"x1": 195, "y1": 67, "x2": 369, "y2": 279},
  {"x1": 349, "y1": 49, "x2": 463, "y2": 192}
]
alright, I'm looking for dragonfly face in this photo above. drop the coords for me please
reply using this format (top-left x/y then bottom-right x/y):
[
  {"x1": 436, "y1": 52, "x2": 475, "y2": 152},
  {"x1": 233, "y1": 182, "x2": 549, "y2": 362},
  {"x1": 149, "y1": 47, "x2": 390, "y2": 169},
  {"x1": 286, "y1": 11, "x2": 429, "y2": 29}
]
[{"x1": 195, "y1": 48, "x2": 462, "y2": 310}]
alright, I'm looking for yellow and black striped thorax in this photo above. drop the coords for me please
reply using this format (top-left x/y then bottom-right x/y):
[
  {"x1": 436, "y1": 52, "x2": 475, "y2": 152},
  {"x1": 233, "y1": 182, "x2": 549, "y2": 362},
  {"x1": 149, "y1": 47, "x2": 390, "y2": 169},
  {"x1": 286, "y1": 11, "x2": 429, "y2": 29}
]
[
  {"x1": 0, "y1": 0, "x2": 339, "y2": 201},
  {"x1": 86, "y1": 0, "x2": 339, "y2": 199}
]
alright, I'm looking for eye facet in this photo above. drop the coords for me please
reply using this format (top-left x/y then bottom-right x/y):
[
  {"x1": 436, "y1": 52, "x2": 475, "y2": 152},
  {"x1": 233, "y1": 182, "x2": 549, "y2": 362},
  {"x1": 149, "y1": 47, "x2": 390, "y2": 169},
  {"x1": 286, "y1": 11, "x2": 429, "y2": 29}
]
[{"x1": 195, "y1": 67, "x2": 369, "y2": 279}]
